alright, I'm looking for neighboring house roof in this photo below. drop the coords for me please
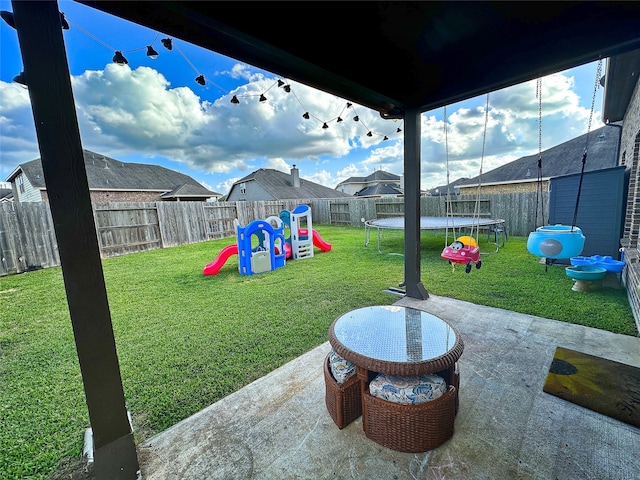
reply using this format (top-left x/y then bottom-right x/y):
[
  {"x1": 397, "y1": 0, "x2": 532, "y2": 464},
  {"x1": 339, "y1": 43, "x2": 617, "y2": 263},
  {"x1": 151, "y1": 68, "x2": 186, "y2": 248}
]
[
  {"x1": 355, "y1": 183, "x2": 403, "y2": 197},
  {"x1": 427, "y1": 178, "x2": 470, "y2": 196},
  {"x1": 159, "y1": 183, "x2": 219, "y2": 199},
  {"x1": 6, "y1": 150, "x2": 220, "y2": 198},
  {"x1": 337, "y1": 170, "x2": 400, "y2": 186},
  {"x1": 0, "y1": 187, "x2": 13, "y2": 202},
  {"x1": 230, "y1": 168, "x2": 352, "y2": 200},
  {"x1": 456, "y1": 124, "x2": 620, "y2": 187}
]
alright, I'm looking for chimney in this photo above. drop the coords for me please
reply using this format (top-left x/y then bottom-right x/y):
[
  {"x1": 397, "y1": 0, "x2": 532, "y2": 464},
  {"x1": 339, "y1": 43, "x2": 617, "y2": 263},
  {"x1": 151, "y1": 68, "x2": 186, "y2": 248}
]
[{"x1": 291, "y1": 164, "x2": 300, "y2": 187}]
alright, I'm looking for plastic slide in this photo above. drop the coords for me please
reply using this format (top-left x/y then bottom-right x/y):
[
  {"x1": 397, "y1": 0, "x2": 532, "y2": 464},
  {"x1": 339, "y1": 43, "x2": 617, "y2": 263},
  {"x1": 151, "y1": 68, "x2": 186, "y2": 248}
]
[
  {"x1": 311, "y1": 229, "x2": 332, "y2": 252},
  {"x1": 298, "y1": 228, "x2": 332, "y2": 251},
  {"x1": 203, "y1": 244, "x2": 238, "y2": 275}
]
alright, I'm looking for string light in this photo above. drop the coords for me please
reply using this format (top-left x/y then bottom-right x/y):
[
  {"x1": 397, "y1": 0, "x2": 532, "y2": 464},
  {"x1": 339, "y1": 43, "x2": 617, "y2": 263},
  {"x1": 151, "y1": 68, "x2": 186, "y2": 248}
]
[
  {"x1": 13, "y1": 71, "x2": 27, "y2": 87},
  {"x1": 146, "y1": 45, "x2": 159, "y2": 59},
  {"x1": 4, "y1": 9, "x2": 403, "y2": 141},
  {"x1": 161, "y1": 38, "x2": 172, "y2": 50},
  {"x1": 0, "y1": 10, "x2": 16, "y2": 28},
  {"x1": 230, "y1": 79, "x2": 402, "y2": 139},
  {"x1": 113, "y1": 51, "x2": 128, "y2": 65},
  {"x1": 59, "y1": 12, "x2": 69, "y2": 30}
]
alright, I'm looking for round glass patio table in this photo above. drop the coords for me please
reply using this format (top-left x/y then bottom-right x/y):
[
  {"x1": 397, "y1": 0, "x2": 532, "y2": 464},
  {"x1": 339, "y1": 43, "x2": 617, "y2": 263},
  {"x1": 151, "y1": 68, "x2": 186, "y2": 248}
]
[{"x1": 328, "y1": 305, "x2": 464, "y2": 376}]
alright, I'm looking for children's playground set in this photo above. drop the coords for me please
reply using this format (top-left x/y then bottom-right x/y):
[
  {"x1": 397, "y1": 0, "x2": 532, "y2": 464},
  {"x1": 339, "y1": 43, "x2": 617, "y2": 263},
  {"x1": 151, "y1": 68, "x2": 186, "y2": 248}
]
[{"x1": 203, "y1": 205, "x2": 332, "y2": 276}]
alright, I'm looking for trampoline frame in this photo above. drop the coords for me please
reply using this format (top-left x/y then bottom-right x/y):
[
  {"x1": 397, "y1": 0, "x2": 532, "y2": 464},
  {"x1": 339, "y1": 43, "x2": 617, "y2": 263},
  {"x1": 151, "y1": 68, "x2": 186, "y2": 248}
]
[{"x1": 364, "y1": 216, "x2": 506, "y2": 253}]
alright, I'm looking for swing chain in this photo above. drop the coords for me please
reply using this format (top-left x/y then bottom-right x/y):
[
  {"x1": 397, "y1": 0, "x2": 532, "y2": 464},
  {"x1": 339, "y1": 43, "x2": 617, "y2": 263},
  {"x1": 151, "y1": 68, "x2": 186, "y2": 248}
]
[
  {"x1": 535, "y1": 77, "x2": 544, "y2": 228},
  {"x1": 572, "y1": 58, "x2": 603, "y2": 229},
  {"x1": 473, "y1": 93, "x2": 490, "y2": 241}
]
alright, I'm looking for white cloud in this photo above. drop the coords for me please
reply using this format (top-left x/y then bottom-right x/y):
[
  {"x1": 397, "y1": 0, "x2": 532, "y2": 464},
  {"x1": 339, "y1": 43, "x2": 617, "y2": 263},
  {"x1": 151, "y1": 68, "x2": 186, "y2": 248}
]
[
  {"x1": 263, "y1": 157, "x2": 290, "y2": 172},
  {"x1": 306, "y1": 169, "x2": 336, "y2": 188},
  {"x1": 371, "y1": 72, "x2": 603, "y2": 190},
  {"x1": 0, "y1": 62, "x2": 602, "y2": 192},
  {"x1": 0, "y1": 81, "x2": 40, "y2": 177},
  {"x1": 216, "y1": 177, "x2": 239, "y2": 196}
]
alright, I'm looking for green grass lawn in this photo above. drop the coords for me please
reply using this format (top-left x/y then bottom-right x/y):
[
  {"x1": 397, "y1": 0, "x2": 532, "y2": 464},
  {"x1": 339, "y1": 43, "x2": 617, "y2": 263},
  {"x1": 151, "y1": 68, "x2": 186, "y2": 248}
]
[{"x1": 0, "y1": 225, "x2": 636, "y2": 479}]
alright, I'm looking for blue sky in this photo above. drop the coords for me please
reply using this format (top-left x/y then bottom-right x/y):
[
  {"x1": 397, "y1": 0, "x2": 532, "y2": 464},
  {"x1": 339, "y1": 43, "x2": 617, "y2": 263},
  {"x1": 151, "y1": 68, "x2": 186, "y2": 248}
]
[{"x1": 1, "y1": 1, "x2": 605, "y2": 195}]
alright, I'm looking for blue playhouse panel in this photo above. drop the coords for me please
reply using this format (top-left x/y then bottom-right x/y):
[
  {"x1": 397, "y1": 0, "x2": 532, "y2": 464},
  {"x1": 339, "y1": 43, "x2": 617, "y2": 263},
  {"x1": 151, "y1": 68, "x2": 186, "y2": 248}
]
[{"x1": 236, "y1": 219, "x2": 286, "y2": 275}]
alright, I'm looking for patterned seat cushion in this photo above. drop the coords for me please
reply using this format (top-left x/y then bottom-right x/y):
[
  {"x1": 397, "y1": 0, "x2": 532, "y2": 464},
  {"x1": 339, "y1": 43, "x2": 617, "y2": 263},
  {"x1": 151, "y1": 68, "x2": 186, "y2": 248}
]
[
  {"x1": 369, "y1": 373, "x2": 447, "y2": 405},
  {"x1": 328, "y1": 349, "x2": 356, "y2": 384}
]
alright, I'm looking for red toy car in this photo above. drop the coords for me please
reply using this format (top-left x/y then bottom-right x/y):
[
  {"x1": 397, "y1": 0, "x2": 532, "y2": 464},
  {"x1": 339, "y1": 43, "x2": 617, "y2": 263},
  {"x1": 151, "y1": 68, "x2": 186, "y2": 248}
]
[{"x1": 441, "y1": 236, "x2": 481, "y2": 273}]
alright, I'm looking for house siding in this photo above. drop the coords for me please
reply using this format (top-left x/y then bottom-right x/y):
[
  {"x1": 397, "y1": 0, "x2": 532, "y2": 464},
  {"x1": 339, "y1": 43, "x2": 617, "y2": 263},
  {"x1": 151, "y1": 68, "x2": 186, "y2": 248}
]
[
  {"x1": 13, "y1": 172, "x2": 43, "y2": 203},
  {"x1": 227, "y1": 180, "x2": 275, "y2": 201}
]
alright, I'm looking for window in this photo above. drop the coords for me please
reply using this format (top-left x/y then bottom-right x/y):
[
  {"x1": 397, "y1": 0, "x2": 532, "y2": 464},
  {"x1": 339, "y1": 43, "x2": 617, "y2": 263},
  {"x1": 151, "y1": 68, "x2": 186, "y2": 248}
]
[
  {"x1": 17, "y1": 174, "x2": 25, "y2": 194},
  {"x1": 240, "y1": 182, "x2": 246, "y2": 195}
]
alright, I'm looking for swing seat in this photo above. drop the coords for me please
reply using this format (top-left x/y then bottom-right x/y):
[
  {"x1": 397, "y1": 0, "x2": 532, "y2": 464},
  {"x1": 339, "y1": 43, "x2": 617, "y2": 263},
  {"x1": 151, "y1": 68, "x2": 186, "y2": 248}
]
[
  {"x1": 441, "y1": 239, "x2": 481, "y2": 266},
  {"x1": 527, "y1": 225, "x2": 585, "y2": 259}
]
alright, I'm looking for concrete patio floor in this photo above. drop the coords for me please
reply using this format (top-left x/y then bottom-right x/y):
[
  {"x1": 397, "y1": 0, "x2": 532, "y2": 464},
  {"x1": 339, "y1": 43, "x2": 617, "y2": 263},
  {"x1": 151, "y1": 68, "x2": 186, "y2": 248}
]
[{"x1": 137, "y1": 294, "x2": 640, "y2": 480}]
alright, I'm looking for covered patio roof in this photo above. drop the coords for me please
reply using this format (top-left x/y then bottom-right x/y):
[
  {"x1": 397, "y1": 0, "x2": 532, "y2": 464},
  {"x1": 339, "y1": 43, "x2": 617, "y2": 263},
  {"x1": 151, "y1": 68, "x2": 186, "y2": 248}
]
[
  {"x1": 82, "y1": 2, "x2": 640, "y2": 117},
  {"x1": 8, "y1": 1, "x2": 640, "y2": 478}
]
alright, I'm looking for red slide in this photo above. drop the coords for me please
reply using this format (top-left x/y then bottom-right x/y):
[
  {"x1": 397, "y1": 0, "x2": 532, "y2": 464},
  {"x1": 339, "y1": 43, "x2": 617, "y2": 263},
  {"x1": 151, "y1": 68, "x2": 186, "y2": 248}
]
[
  {"x1": 312, "y1": 229, "x2": 332, "y2": 252},
  {"x1": 203, "y1": 244, "x2": 238, "y2": 275}
]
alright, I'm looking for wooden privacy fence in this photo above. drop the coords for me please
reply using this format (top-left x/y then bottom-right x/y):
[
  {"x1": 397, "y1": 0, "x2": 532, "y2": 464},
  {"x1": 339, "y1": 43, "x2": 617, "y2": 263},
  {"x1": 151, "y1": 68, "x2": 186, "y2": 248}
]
[{"x1": 0, "y1": 192, "x2": 547, "y2": 276}]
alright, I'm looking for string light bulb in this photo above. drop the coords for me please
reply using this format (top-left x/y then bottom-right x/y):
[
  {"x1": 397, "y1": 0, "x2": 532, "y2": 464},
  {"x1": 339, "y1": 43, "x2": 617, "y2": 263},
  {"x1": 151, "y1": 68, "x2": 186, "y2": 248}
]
[
  {"x1": 195, "y1": 75, "x2": 205, "y2": 86},
  {"x1": 230, "y1": 95, "x2": 240, "y2": 104},
  {"x1": 59, "y1": 12, "x2": 69, "y2": 30},
  {"x1": 337, "y1": 117, "x2": 343, "y2": 123},
  {"x1": 146, "y1": 45, "x2": 159, "y2": 59},
  {"x1": 322, "y1": 123, "x2": 329, "y2": 129},
  {"x1": 303, "y1": 112, "x2": 310, "y2": 119},
  {"x1": 353, "y1": 116, "x2": 359, "y2": 121},
  {"x1": 13, "y1": 71, "x2": 27, "y2": 87},
  {"x1": 113, "y1": 51, "x2": 128, "y2": 65},
  {"x1": 161, "y1": 38, "x2": 172, "y2": 50},
  {"x1": 259, "y1": 94, "x2": 267, "y2": 102},
  {"x1": 1, "y1": 11, "x2": 15, "y2": 28}
]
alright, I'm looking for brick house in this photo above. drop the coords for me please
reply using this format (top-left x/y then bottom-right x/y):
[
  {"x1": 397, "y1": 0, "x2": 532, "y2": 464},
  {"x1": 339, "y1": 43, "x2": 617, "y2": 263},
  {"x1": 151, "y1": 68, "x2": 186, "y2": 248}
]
[
  {"x1": 603, "y1": 48, "x2": 640, "y2": 329},
  {"x1": 455, "y1": 124, "x2": 620, "y2": 195},
  {"x1": 6, "y1": 150, "x2": 221, "y2": 203}
]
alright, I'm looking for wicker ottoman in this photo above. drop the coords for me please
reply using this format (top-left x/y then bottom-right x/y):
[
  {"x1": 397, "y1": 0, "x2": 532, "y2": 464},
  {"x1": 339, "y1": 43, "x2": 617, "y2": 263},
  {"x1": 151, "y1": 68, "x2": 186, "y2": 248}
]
[
  {"x1": 363, "y1": 384, "x2": 457, "y2": 452},
  {"x1": 324, "y1": 353, "x2": 362, "y2": 429}
]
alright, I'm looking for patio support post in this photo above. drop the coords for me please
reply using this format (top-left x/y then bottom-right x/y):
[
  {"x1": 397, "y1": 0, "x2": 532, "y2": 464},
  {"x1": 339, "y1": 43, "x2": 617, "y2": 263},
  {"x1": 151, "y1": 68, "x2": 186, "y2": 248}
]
[
  {"x1": 403, "y1": 108, "x2": 429, "y2": 299},
  {"x1": 11, "y1": 1, "x2": 139, "y2": 478}
]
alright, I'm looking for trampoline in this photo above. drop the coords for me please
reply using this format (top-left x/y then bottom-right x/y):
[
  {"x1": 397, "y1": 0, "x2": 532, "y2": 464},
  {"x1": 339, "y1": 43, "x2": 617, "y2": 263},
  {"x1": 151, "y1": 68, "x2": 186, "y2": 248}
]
[{"x1": 364, "y1": 216, "x2": 506, "y2": 253}]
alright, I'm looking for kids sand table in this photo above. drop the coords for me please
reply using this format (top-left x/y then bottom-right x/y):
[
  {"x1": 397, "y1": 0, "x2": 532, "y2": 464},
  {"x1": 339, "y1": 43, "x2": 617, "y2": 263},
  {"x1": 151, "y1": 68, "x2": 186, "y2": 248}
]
[{"x1": 328, "y1": 305, "x2": 464, "y2": 452}]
